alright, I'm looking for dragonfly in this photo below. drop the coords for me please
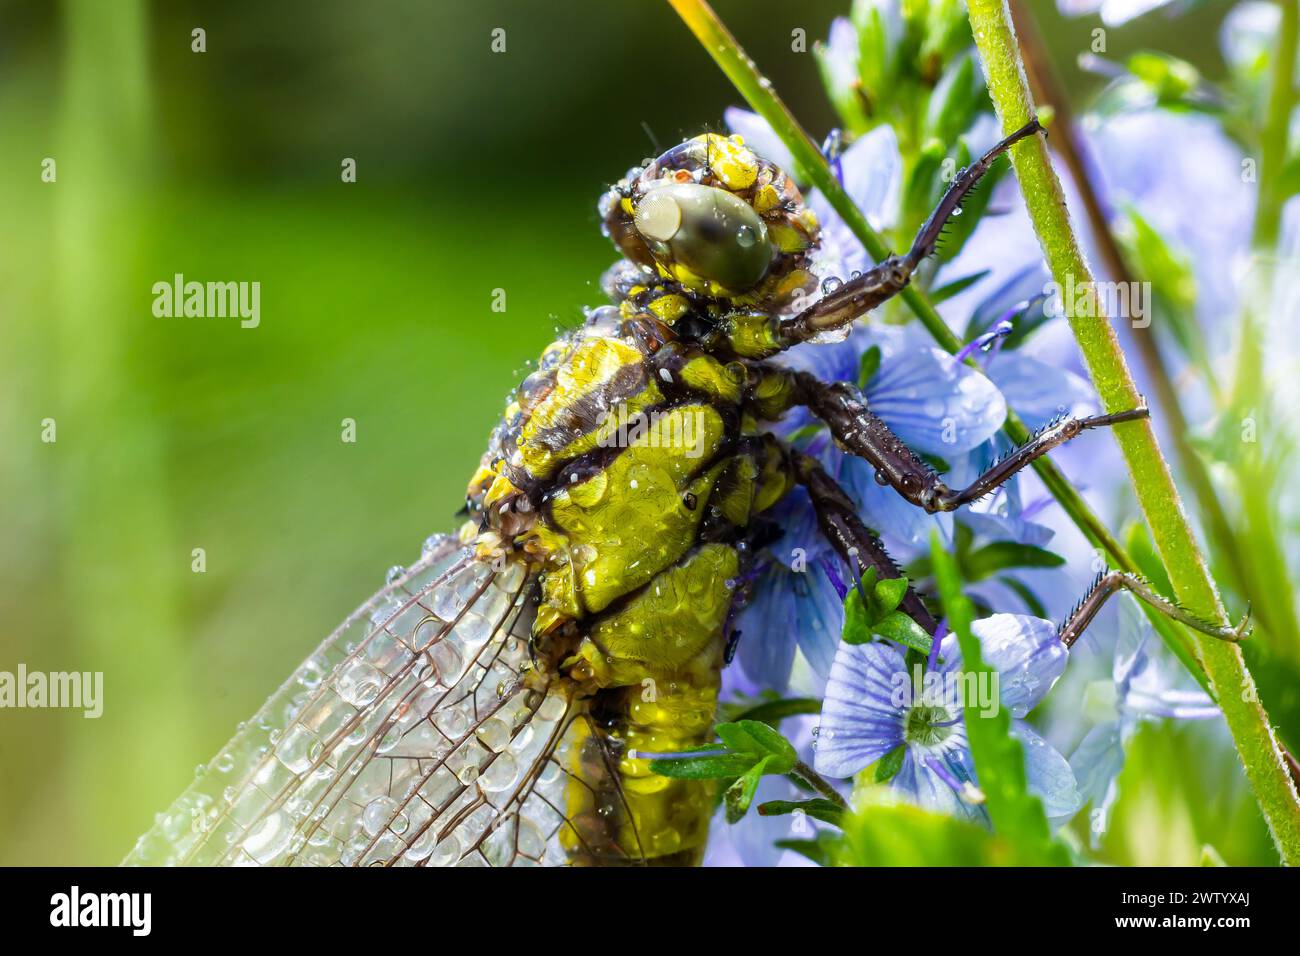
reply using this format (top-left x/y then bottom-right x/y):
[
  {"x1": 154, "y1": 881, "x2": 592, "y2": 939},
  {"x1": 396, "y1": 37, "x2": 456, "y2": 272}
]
[{"x1": 125, "y1": 119, "x2": 1246, "y2": 867}]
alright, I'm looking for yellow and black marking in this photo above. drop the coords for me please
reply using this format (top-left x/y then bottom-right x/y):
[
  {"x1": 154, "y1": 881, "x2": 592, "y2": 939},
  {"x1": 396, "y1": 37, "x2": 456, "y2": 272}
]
[{"x1": 466, "y1": 307, "x2": 798, "y2": 864}]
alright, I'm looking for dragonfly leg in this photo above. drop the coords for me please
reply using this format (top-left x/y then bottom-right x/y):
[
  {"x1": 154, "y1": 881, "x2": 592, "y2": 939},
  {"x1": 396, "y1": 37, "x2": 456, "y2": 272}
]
[
  {"x1": 792, "y1": 450, "x2": 938, "y2": 635},
  {"x1": 790, "y1": 369, "x2": 1149, "y2": 513},
  {"x1": 779, "y1": 118, "x2": 1044, "y2": 348},
  {"x1": 1059, "y1": 570, "x2": 1251, "y2": 648}
]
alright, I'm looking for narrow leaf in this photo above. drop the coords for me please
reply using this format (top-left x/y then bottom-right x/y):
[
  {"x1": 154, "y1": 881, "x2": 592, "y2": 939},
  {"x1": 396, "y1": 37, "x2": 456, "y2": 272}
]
[
  {"x1": 725, "y1": 756, "x2": 772, "y2": 823},
  {"x1": 930, "y1": 531, "x2": 1068, "y2": 865},
  {"x1": 758, "y1": 797, "x2": 846, "y2": 826},
  {"x1": 649, "y1": 753, "x2": 756, "y2": 780},
  {"x1": 872, "y1": 610, "x2": 933, "y2": 655}
]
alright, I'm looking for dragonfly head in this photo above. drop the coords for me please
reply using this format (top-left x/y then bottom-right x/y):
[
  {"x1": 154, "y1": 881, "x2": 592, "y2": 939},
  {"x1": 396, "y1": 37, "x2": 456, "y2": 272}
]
[{"x1": 600, "y1": 133, "x2": 819, "y2": 307}]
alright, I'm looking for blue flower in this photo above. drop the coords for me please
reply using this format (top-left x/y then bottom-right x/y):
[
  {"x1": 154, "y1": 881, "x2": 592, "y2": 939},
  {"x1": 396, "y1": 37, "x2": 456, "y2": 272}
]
[
  {"x1": 780, "y1": 323, "x2": 1008, "y2": 549},
  {"x1": 730, "y1": 323, "x2": 1009, "y2": 693},
  {"x1": 1069, "y1": 596, "x2": 1218, "y2": 845},
  {"x1": 730, "y1": 493, "x2": 846, "y2": 695},
  {"x1": 814, "y1": 614, "x2": 1082, "y2": 823}
]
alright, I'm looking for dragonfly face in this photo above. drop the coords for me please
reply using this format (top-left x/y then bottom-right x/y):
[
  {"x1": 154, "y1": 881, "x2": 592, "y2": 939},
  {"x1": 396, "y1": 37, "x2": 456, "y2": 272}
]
[{"x1": 600, "y1": 133, "x2": 819, "y2": 306}]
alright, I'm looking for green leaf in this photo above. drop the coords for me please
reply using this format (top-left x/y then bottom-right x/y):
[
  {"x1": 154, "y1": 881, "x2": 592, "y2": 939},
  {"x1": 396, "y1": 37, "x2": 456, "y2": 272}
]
[
  {"x1": 872, "y1": 610, "x2": 933, "y2": 655},
  {"x1": 837, "y1": 789, "x2": 1050, "y2": 866},
  {"x1": 1124, "y1": 521, "x2": 1174, "y2": 597},
  {"x1": 996, "y1": 575, "x2": 1048, "y2": 619},
  {"x1": 758, "y1": 797, "x2": 846, "y2": 827},
  {"x1": 918, "y1": 451, "x2": 951, "y2": 473},
  {"x1": 964, "y1": 541, "x2": 1065, "y2": 580},
  {"x1": 874, "y1": 744, "x2": 907, "y2": 783},
  {"x1": 1126, "y1": 51, "x2": 1201, "y2": 105},
  {"x1": 857, "y1": 344, "x2": 882, "y2": 390},
  {"x1": 776, "y1": 832, "x2": 844, "y2": 867},
  {"x1": 924, "y1": 53, "x2": 982, "y2": 149},
  {"x1": 919, "y1": 0, "x2": 975, "y2": 74},
  {"x1": 649, "y1": 753, "x2": 756, "y2": 780},
  {"x1": 738, "y1": 720, "x2": 798, "y2": 769},
  {"x1": 903, "y1": 148, "x2": 945, "y2": 233},
  {"x1": 929, "y1": 531, "x2": 1069, "y2": 865},
  {"x1": 1117, "y1": 206, "x2": 1204, "y2": 370},
  {"x1": 725, "y1": 756, "x2": 772, "y2": 823},
  {"x1": 873, "y1": 575, "x2": 910, "y2": 615},
  {"x1": 785, "y1": 423, "x2": 825, "y2": 447},
  {"x1": 714, "y1": 720, "x2": 797, "y2": 773},
  {"x1": 937, "y1": 140, "x2": 1007, "y2": 262},
  {"x1": 858, "y1": 564, "x2": 879, "y2": 595},
  {"x1": 1199, "y1": 844, "x2": 1228, "y2": 867},
  {"x1": 727, "y1": 696, "x2": 823, "y2": 726},
  {"x1": 715, "y1": 722, "x2": 759, "y2": 753},
  {"x1": 930, "y1": 270, "x2": 990, "y2": 305},
  {"x1": 842, "y1": 584, "x2": 873, "y2": 645},
  {"x1": 849, "y1": 2, "x2": 902, "y2": 119}
]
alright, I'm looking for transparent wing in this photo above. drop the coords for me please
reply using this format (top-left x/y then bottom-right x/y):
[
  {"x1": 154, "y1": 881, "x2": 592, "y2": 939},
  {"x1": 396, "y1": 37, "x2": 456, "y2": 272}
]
[{"x1": 123, "y1": 534, "x2": 607, "y2": 866}]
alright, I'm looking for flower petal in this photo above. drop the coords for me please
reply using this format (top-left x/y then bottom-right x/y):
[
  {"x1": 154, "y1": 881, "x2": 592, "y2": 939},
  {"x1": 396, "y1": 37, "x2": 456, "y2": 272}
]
[
  {"x1": 1099, "y1": 0, "x2": 1172, "y2": 27},
  {"x1": 840, "y1": 455, "x2": 943, "y2": 552},
  {"x1": 814, "y1": 641, "x2": 908, "y2": 777},
  {"x1": 1222, "y1": 3, "x2": 1280, "y2": 71},
  {"x1": 1068, "y1": 720, "x2": 1126, "y2": 846},
  {"x1": 984, "y1": 351, "x2": 1099, "y2": 429},
  {"x1": 867, "y1": 337, "x2": 1007, "y2": 455},
  {"x1": 1113, "y1": 595, "x2": 1218, "y2": 720},
  {"x1": 1013, "y1": 721, "x2": 1082, "y2": 821},
  {"x1": 837, "y1": 125, "x2": 902, "y2": 233},
  {"x1": 891, "y1": 747, "x2": 985, "y2": 822},
  {"x1": 794, "y1": 563, "x2": 848, "y2": 680},
  {"x1": 735, "y1": 567, "x2": 799, "y2": 693},
  {"x1": 970, "y1": 613, "x2": 1068, "y2": 716},
  {"x1": 819, "y1": 16, "x2": 861, "y2": 99},
  {"x1": 958, "y1": 509, "x2": 1055, "y2": 550}
]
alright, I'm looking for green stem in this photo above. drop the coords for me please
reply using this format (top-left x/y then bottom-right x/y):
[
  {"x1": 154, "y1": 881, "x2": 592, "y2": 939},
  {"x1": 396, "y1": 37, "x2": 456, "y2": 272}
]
[
  {"x1": 967, "y1": 0, "x2": 1300, "y2": 862},
  {"x1": 1255, "y1": 0, "x2": 1299, "y2": 250},
  {"x1": 1008, "y1": 0, "x2": 1261, "y2": 632},
  {"x1": 666, "y1": 0, "x2": 1208, "y2": 690}
]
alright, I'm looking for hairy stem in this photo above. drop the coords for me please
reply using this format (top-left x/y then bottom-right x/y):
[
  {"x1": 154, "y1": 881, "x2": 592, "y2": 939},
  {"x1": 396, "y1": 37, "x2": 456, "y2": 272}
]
[
  {"x1": 967, "y1": 0, "x2": 1300, "y2": 862},
  {"x1": 1008, "y1": 0, "x2": 1265, "y2": 631}
]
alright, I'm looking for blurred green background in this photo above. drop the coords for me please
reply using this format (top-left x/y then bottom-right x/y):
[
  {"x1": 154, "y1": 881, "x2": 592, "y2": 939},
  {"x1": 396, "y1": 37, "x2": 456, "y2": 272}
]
[{"x1": 0, "y1": 0, "x2": 1248, "y2": 865}]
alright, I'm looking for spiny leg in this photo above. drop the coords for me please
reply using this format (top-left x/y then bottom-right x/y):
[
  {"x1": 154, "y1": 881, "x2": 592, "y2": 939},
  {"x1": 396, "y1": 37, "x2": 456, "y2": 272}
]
[
  {"x1": 779, "y1": 118, "x2": 1044, "y2": 348},
  {"x1": 792, "y1": 450, "x2": 939, "y2": 635},
  {"x1": 1059, "y1": 570, "x2": 1251, "y2": 648},
  {"x1": 789, "y1": 369, "x2": 1149, "y2": 513}
]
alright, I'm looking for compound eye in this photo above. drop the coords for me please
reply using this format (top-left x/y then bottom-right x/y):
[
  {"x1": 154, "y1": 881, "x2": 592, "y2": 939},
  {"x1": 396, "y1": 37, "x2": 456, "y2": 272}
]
[{"x1": 633, "y1": 182, "x2": 772, "y2": 292}]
